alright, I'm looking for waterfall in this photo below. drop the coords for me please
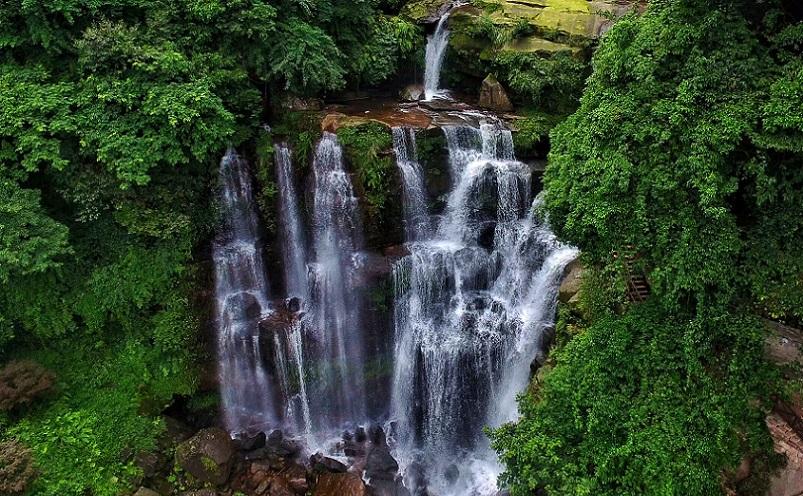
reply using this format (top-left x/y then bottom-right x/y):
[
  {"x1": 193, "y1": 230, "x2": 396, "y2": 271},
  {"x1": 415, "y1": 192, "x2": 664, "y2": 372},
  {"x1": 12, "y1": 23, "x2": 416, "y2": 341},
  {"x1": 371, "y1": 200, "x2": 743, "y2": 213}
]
[
  {"x1": 389, "y1": 125, "x2": 578, "y2": 495},
  {"x1": 304, "y1": 132, "x2": 368, "y2": 432},
  {"x1": 424, "y1": 12, "x2": 452, "y2": 101},
  {"x1": 213, "y1": 148, "x2": 278, "y2": 435},
  {"x1": 275, "y1": 144, "x2": 309, "y2": 301},
  {"x1": 392, "y1": 127, "x2": 430, "y2": 241}
]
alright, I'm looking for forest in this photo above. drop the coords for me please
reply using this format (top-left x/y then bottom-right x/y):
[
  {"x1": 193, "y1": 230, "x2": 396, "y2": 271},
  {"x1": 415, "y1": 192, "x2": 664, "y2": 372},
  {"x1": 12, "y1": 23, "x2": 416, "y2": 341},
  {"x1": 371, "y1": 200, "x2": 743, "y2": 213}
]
[{"x1": 0, "y1": 0, "x2": 801, "y2": 495}]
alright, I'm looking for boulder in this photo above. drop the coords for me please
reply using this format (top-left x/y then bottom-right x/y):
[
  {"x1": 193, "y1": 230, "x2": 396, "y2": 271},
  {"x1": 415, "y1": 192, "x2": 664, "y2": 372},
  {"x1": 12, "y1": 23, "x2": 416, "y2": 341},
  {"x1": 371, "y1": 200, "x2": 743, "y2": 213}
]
[
  {"x1": 281, "y1": 462, "x2": 310, "y2": 493},
  {"x1": 400, "y1": 84, "x2": 425, "y2": 102},
  {"x1": 364, "y1": 445, "x2": 399, "y2": 481},
  {"x1": 558, "y1": 258, "x2": 583, "y2": 303},
  {"x1": 133, "y1": 488, "x2": 161, "y2": 496},
  {"x1": 234, "y1": 431, "x2": 267, "y2": 452},
  {"x1": 175, "y1": 428, "x2": 235, "y2": 486},
  {"x1": 311, "y1": 452, "x2": 349, "y2": 473},
  {"x1": 478, "y1": 74, "x2": 514, "y2": 112},
  {"x1": 313, "y1": 472, "x2": 368, "y2": 496}
]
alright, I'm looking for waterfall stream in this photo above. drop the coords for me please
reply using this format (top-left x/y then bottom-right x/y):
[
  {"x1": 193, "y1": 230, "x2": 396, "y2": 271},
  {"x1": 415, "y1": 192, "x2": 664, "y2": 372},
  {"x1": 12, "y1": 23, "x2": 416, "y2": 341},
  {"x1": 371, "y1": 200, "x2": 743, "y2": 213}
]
[
  {"x1": 214, "y1": 149, "x2": 279, "y2": 435},
  {"x1": 424, "y1": 11, "x2": 452, "y2": 100},
  {"x1": 388, "y1": 124, "x2": 578, "y2": 495},
  {"x1": 214, "y1": 27, "x2": 576, "y2": 490}
]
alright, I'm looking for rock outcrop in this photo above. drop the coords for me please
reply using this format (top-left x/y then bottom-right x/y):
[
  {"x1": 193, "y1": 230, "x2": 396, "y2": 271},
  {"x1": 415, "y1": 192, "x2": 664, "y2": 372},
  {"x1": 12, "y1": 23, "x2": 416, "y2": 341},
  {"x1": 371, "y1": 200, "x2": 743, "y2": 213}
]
[
  {"x1": 478, "y1": 74, "x2": 514, "y2": 112},
  {"x1": 313, "y1": 472, "x2": 368, "y2": 496},
  {"x1": 175, "y1": 428, "x2": 235, "y2": 486}
]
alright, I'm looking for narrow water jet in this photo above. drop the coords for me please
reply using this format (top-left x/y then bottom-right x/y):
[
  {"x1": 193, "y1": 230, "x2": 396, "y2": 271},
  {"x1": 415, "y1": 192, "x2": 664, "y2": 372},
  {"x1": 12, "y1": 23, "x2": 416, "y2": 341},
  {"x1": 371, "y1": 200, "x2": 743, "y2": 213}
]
[
  {"x1": 424, "y1": 12, "x2": 452, "y2": 101},
  {"x1": 275, "y1": 144, "x2": 309, "y2": 301},
  {"x1": 214, "y1": 148, "x2": 278, "y2": 435}
]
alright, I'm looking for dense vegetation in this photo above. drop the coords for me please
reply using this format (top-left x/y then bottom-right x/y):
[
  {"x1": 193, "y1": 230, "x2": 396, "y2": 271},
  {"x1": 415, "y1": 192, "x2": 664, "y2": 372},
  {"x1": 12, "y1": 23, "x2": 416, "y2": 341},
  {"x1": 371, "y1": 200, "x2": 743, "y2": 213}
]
[
  {"x1": 492, "y1": 0, "x2": 803, "y2": 494},
  {"x1": 2, "y1": 0, "x2": 801, "y2": 494},
  {"x1": 0, "y1": 1, "x2": 419, "y2": 494}
]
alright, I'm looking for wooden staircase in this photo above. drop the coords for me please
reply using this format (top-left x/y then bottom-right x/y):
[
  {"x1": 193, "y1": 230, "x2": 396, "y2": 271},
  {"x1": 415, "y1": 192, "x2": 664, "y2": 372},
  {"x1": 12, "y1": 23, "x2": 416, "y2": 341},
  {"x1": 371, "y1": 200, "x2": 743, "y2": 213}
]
[{"x1": 614, "y1": 247, "x2": 651, "y2": 302}]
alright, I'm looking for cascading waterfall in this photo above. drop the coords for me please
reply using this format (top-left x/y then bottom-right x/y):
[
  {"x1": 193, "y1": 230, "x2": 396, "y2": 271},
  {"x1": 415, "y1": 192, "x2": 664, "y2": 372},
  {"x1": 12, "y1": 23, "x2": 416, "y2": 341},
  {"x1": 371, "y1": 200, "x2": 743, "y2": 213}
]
[
  {"x1": 214, "y1": 148, "x2": 279, "y2": 435},
  {"x1": 389, "y1": 124, "x2": 578, "y2": 495},
  {"x1": 304, "y1": 132, "x2": 368, "y2": 433},
  {"x1": 392, "y1": 127, "x2": 430, "y2": 241},
  {"x1": 423, "y1": 11, "x2": 452, "y2": 100}
]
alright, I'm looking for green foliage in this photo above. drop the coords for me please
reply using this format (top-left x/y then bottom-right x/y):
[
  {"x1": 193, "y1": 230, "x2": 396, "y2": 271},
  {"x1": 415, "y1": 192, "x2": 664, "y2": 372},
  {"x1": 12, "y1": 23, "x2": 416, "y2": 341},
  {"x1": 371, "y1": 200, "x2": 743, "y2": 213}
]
[
  {"x1": 494, "y1": 51, "x2": 589, "y2": 113},
  {"x1": 0, "y1": 180, "x2": 71, "y2": 285},
  {"x1": 492, "y1": 303, "x2": 778, "y2": 496},
  {"x1": 511, "y1": 110, "x2": 564, "y2": 156},
  {"x1": 336, "y1": 123, "x2": 395, "y2": 217},
  {"x1": 544, "y1": 1, "x2": 803, "y2": 317}
]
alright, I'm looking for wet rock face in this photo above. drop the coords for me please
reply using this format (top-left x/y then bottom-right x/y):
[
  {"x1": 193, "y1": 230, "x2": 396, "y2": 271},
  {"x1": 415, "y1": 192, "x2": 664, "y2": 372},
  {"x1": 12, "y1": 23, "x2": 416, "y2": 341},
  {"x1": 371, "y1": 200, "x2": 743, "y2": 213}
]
[
  {"x1": 313, "y1": 472, "x2": 368, "y2": 496},
  {"x1": 175, "y1": 428, "x2": 235, "y2": 486}
]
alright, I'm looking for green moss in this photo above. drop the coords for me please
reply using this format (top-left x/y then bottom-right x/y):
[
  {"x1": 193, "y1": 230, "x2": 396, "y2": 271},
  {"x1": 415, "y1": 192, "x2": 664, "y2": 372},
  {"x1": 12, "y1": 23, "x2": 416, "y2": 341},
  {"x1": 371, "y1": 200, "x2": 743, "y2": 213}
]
[
  {"x1": 271, "y1": 110, "x2": 324, "y2": 170},
  {"x1": 336, "y1": 122, "x2": 397, "y2": 234},
  {"x1": 252, "y1": 133, "x2": 279, "y2": 237}
]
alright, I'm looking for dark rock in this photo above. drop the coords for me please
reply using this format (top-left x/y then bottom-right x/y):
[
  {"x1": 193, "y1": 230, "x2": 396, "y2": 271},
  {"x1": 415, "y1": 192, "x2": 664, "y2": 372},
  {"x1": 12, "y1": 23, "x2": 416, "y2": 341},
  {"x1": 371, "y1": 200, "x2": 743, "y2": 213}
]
[
  {"x1": 134, "y1": 451, "x2": 162, "y2": 479},
  {"x1": 286, "y1": 297, "x2": 302, "y2": 313},
  {"x1": 311, "y1": 452, "x2": 349, "y2": 473},
  {"x1": 313, "y1": 472, "x2": 367, "y2": 496},
  {"x1": 355, "y1": 427, "x2": 368, "y2": 443},
  {"x1": 369, "y1": 425, "x2": 387, "y2": 446},
  {"x1": 235, "y1": 431, "x2": 266, "y2": 452},
  {"x1": 478, "y1": 74, "x2": 514, "y2": 112},
  {"x1": 281, "y1": 462, "x2": 310, "y2": 493},
  {"x1": 365, "y1": 445, "x2": 399, "y2": 481},
  {"x1": 180, "y1": 490, "x2": 218, "y2": 496},
  {"x1": 368, "y1": 478, "x2": 412, "y2": 496},
  {"x1": 404, "y1": 461, "x2": 429, "y2": 495},
  {"x1": 175, "y1": 428, "x2": 235, "y2": 486},
  {"x1": 400, "y1": 84, "x2": 425, "y2": 102}
]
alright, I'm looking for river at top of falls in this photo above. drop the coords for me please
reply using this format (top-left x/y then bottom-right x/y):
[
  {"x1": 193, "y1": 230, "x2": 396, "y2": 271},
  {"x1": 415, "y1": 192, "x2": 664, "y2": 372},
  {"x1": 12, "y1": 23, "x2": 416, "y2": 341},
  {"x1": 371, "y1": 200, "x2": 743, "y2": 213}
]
[{"x1": 388, "y1": 123, "x2": 578, "y2": 496}]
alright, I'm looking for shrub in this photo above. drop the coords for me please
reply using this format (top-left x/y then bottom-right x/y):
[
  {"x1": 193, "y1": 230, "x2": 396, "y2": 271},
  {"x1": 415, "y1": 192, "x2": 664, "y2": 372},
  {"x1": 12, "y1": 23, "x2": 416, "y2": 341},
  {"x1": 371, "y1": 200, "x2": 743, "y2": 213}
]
[
  {"x1": 0, "y1": 439, "x2": 37, "y2": 495},
  {"x1": 0, "y1": 360, "x2": 54, "y2": 411}
]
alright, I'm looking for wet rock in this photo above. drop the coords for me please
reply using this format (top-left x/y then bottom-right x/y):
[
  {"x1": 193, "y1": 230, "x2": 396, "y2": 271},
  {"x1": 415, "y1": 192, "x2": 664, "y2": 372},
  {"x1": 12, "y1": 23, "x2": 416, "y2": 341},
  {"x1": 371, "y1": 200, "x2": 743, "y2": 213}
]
[
  {"x1": 229, "y1": 292, "x2": 263, "y2": 320},
  {"x1": 478, "y1": 74, "x2": 514, "y2": 112},
  {"x1": 355, "y1": 427, "x2": 368, "y2": 443},
  {"x1": 286, "y1": 297, "x2": 302, "y2": 313},
  {"x1": 368, "y1": 478, "x2": 411, "y2": 496},
  {"x1": 133, "y1": 488, "x2": 161, "y2": 496},
  {"x1": 281, "y1": 462, "x2": 310, "y2": 493},
  {"x1": 311, "y1": 452, "x2": 349, "y2": 473},
  {"x1": 313, "y1": 472, "x2": 368, "y2": 496},
  {"x1": 558, "y1": 258, "x2": 583, "y2": 303},
  {"x1": 234, "y1": 431, "x2": 266, "y2": 452},
  {"x1": 404, "y1": 461, "x2": 429, "y2": 495},
  {"x1": 400, "y1": 84, "x2": 425, "y2": 102},
  {"x1": 365, "y1": 444, "x2": 399, "y2": 481},
  {"x1": 175, "y1": 428, "x2": 235, "y2": 486},
  {"x1": 444, "y1": 464, "x2": 460, "y2": 485}
]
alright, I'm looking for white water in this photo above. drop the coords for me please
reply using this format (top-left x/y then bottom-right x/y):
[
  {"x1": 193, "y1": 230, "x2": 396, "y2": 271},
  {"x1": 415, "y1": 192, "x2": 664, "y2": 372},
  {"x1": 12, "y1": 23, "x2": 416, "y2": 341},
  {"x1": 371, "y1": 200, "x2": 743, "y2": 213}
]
[
  {"x1": 392, "y1": 127, "x2": 430, "y2": 241},
  {"x1": 214, "y1": 149, "x2": 278, "y2": 435},
  {"x1": 424, "y1": 12, "x2": 452, "y2": 101},
  {"x1": 304, "y1": 132, "x2": 368, "y2": 434},
  {"x1": 388, "y1": 124, "x2": 578, "y2": 495},
  {"x1": 275, "y1": 144, "x2": 309, "y2": 301}
]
